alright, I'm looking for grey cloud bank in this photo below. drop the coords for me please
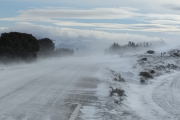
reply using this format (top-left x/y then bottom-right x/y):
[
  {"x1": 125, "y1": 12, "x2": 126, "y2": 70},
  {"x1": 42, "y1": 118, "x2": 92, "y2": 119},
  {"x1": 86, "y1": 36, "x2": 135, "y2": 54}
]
[{"x1": 0, "y1": 23, "x2": 161, "y2": 52}]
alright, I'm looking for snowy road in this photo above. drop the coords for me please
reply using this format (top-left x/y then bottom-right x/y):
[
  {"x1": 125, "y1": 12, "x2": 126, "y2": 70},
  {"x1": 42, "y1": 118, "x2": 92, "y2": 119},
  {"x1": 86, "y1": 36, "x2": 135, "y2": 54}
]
[
  {"x1": 1, "y1": 54, "x2": 180, "y2": 120},
  {"x1": 0, "y1": 56, "x2": 103, "y2": 120}
]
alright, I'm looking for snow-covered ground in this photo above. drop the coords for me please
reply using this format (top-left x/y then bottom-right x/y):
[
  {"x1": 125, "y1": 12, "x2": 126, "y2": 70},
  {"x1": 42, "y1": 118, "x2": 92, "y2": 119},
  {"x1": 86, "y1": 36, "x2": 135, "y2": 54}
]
[
  {"x1": 0, "y1": 46, "x2": 180, "y2": 120},
  {"x1": 79, "y1": 46, "x2": 180, "y2": 120},
  {"x1": 0, "y1": 56, "x2": 106, "y2": 120}
]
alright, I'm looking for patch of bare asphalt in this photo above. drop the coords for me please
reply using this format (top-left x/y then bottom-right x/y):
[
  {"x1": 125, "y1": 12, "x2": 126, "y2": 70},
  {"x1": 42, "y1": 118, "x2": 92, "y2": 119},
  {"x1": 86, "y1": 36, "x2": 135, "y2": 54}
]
[{"x1": 64, "y1": 76, "x2": 143, "y2": 120}]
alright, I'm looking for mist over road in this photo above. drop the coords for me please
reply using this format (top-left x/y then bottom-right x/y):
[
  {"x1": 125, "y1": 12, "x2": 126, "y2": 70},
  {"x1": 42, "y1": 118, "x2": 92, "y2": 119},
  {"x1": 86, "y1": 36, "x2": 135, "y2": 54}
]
[{"x1": 0, "y1": 56, "x2": 104, "y2": 120}]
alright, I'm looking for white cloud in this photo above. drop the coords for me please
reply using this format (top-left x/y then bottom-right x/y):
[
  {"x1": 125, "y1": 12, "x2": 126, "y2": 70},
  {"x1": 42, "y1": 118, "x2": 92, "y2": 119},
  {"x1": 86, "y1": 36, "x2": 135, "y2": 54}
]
[
  {"x1": 148, "y1": 20, "x2": 180, "y2": 25},
  {"x1": 0, "y1": 7, "x2": 138, "y2": 21},
  {"x1": 2, "y1": 7, "x2": 178, "y2": 22},
  {"x1": 1, "y1": 7, "x2": 180, "y2": 34},
  {"x1": 0, "y1": 27, "x2": 7, "y2": 30},
  {"x1": 54, "y1": 21, "x2": 180, "y2": 33},
  {"x1": 8, "y1": 0, "x2": 180, "y2": 6}
]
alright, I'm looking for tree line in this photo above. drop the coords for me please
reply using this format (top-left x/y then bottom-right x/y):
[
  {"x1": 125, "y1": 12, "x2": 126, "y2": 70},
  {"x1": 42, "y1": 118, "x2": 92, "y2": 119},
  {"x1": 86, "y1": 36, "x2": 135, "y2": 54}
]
[
  {"x1": 105, "y1": 41, "x2": 165, "y2": 54},
  {"x1": 0, "y1": 32, "x2": 74, "y2": 64}
]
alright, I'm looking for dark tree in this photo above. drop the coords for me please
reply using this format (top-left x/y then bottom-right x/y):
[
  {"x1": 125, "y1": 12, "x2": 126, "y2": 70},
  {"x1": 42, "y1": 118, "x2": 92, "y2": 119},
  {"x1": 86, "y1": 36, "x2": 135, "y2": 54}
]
[
  {"x1": 0, "y1": 32, "x2": 40, "y2": 62},
  {"x1": 108, "y1": 42, "x2": 121, "y2": 54},
  {"x1": 53, "y1": 48, "x2": 74, "y2": 57},
  {"x1": 105, "y1": 41, "x2": 154, "y2": 54},
  {"x1": 128, "y1": 41, "x2": 135, "y2": 47},
  {"x1": 38, "y1": 38, "x2": 55, "y2": 57}
]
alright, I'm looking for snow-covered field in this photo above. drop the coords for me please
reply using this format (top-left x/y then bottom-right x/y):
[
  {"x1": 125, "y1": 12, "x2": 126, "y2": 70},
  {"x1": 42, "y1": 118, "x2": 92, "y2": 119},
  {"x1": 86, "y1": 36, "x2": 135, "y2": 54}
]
[{"x1": 0, "y1": 46, "x2": 180, "y2": 120}]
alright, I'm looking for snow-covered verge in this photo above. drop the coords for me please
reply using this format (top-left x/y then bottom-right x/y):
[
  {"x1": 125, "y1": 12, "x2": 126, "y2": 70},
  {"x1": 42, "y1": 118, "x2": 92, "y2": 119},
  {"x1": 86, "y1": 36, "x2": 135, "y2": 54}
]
[
  {"x1": 79, "y1": 46, "x2": 180, "y2": 120},
  {"x1": 79, "y1": 56, "x2": 142, "y2": 120}
]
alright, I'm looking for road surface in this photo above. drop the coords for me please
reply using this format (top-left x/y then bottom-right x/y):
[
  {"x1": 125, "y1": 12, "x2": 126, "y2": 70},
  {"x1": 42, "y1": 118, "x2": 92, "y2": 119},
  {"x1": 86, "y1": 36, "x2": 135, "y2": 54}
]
[{"x1": 0, "y1": 56, "x2": 102, "y2": 120}]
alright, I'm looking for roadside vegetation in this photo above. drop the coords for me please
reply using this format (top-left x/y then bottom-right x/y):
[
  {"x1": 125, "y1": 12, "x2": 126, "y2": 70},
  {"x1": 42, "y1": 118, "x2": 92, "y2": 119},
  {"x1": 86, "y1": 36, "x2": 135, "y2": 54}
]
[
  {"x1": 108, "y1": 69, "x2": 126, "y2": 104},
  {"x1": 137, "y1": 49, "x2": 180, "y2": 84}
]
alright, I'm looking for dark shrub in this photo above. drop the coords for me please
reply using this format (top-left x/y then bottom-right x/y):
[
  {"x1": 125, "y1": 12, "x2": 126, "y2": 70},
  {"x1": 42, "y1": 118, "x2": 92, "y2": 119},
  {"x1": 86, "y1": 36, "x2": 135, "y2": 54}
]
[
  {"x1": 113, "y1": 75, "x2": 125, "y2": 82},
  {"x1": 173, "y1": 53, "x2": 180, "y2": 57},
  {"x1": 118, "y1": 75, "x2": 125, "y2": 82},
  {"x1": 114, "y1": 78, "x2": 118, "y2": 81},
  {"x1": 139, "y1": 72, "x2": 153, "y2": 78},
  {"x1": 150, "y1": 70, "x2": 155, "y2": 74},
  {"x1": 141, "y1": 58, "x2": 147, "y2": 61},
  {"x1": 147, "y1": 50, "x2": 155, "y2": 54},
  {"x1": 109, "y1": 87, "x2": 125, "y2": 97},
  {"x1": 154, "y1": 65, "x2": 166, "y2": 71},
  {"x1": 167, "y1": 64, "x2": 180, "y2": 70},
  {"x1": 114, "y1": 100, "x2": 119, "y2": 104},
  {"x1": 140, "y1": 77, "x2": 146, "y2": 84}
]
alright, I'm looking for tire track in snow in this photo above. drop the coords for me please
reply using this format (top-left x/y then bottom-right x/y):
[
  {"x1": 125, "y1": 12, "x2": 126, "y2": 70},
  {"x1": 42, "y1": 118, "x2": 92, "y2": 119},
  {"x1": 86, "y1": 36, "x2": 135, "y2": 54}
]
[
  {"x1": 152, "y1": 74, "x2": 180, "y2": 119},
  {"x1": 0, "y1": 66, "x2": 67, "y2": 103},
  {"x1": 0, "y1": 66, "x2": 71, "y2": 120},
  {"x1": 0, "y1": 63, "x2": 98, "y2": 120}
]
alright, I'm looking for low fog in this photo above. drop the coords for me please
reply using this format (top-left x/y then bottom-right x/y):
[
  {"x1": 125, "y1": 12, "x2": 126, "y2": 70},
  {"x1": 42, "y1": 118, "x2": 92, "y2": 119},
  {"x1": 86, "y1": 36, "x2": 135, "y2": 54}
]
[
  {"x1": 0, "y1": 30, "x2": 180, "y2": 120},
  {"x1": 1, "y1": 0, "x2": 180, "y2": 119}
]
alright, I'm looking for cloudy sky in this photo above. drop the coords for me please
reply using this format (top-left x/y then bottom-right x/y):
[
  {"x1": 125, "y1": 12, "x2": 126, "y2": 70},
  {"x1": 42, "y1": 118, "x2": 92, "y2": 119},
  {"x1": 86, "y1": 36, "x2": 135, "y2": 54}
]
[{"x1": 0, "y1": 0, "x2": 180, "y2": 50}]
